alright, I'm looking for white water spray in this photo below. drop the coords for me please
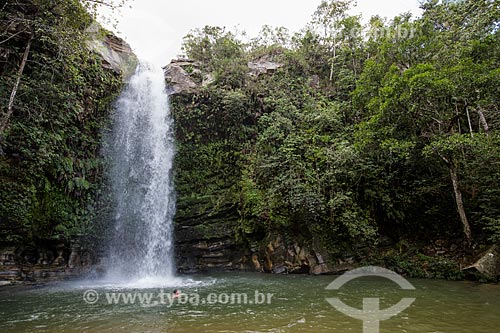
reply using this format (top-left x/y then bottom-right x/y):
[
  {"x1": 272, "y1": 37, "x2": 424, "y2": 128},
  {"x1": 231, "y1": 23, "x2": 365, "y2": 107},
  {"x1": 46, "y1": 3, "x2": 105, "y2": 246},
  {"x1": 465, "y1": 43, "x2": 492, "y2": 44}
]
[{"x1": 105, "y1": 62, "x2": 176, "y2": 285}]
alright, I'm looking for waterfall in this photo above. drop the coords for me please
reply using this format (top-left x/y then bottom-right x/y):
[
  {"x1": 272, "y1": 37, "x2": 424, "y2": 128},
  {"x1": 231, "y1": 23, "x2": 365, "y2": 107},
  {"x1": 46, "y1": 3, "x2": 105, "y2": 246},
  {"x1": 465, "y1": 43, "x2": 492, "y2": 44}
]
[{"x1": 104, "y1": 62, "x2": 176, "y2": 283}]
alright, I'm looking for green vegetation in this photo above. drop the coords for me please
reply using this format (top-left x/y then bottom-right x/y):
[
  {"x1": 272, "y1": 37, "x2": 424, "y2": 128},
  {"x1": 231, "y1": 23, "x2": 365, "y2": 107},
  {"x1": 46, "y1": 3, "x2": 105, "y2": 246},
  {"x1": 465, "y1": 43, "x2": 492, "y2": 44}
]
[
  {"x1": 172, "y1": 0, "x2": 500, "y2": 274},
  {"x1": 0, "y1": 0, "x2": 125, "y2": 246},
  {"x1": 1, "y1": 0, "x2": 499, "y2": 279}
]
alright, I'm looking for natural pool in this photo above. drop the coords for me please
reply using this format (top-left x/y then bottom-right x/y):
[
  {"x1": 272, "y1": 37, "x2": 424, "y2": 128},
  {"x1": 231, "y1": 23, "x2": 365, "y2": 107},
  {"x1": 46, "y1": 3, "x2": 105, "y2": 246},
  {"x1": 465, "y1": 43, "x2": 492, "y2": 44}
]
[{"x1": 1, "y1": 272, "x2": 499, "y2": 332}]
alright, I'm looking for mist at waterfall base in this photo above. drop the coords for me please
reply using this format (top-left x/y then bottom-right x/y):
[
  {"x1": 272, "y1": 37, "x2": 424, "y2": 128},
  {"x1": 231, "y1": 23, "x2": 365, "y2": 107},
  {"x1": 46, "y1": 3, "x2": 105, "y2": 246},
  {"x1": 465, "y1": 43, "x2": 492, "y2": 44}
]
[{"x1": 90, "y1": 62, "x2": 189, "y2": 289}]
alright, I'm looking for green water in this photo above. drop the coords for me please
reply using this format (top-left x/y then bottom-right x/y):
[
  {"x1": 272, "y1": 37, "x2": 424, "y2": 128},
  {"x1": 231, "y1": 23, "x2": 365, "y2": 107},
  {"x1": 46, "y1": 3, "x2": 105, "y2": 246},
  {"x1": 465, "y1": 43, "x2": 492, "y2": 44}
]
[{"x1": 1, "y1": 273, "x2": 499, "y2": 332}]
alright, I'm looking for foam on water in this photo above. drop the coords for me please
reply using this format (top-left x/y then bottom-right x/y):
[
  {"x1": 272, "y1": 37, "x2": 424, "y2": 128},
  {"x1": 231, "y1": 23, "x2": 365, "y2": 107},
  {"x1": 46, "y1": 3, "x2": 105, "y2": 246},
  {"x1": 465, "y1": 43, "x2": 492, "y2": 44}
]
[{"x1": 56, "y1": 275, "x2": 217, "y2": 291}]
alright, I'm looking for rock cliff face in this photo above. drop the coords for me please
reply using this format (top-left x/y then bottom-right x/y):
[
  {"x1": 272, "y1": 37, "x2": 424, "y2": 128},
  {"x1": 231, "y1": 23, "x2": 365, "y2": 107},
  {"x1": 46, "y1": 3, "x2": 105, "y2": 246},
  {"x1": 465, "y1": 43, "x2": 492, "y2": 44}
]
[
  {"x1": 164, "y1": 59, "x2": 200, "y2": 95},
  {"x1": 247, "y1": 55, "x2": 284, "y2": 77},
  {"x1": 174, "y1": 216, "x2": 345, "y2": 275},
  {"x1": 167, "y1": 56, "x2": 342, "y2": 275},
  {"x1": 0, "y1": 239, "x2": 96, "y2": 283},
  {"x1": 172, "y1": 152, "x2": 249, "y2": 273},
  {"x1": 86, "y1": 23, "x2": 137, "y2": 79},
  {"x1": 256, "y1": 234, "x2": 350, "y2": 275},
  {"x1": 164, "y1": 56, "x2": 284, "y2": 95}
]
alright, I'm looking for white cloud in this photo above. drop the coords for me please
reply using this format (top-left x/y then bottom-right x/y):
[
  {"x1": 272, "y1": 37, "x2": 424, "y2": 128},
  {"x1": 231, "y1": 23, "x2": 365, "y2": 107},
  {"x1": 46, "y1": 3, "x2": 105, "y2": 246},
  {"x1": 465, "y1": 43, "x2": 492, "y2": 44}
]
[{"x1": 102, "y1": 0, "x2": 422, "y2": 66}]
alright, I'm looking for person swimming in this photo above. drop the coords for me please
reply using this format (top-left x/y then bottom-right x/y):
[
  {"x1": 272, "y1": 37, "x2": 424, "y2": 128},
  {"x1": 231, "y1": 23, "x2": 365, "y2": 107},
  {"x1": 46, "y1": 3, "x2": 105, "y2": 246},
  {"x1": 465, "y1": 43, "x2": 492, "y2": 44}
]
[{"x1": 172, "y1": 289, "x2": 180, "y2": 299}]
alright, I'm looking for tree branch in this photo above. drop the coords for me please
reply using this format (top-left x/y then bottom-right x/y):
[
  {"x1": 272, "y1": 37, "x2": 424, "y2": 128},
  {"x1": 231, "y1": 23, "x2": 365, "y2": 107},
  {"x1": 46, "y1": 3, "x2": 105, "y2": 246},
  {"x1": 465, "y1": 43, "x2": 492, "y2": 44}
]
[{"x1": 0, "y1": 33, "x2": 33, "y2": 134}]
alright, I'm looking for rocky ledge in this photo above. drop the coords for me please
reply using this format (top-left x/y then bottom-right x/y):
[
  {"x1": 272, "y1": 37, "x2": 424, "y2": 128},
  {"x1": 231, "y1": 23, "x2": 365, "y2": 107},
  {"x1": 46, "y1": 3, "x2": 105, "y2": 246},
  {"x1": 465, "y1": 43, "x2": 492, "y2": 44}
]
[
  {"x1": 164, "y1": 55, "x2": 284, "y2": 95},
  {"x1": 86, "y1": 23, "x2": 138, "y2": 80},
  {"x1": 175, "y1": 230, "x2": 353, "y2": 275},
  {"x1": 0, "y1": 238, "x2": 97, "y2": 285}
]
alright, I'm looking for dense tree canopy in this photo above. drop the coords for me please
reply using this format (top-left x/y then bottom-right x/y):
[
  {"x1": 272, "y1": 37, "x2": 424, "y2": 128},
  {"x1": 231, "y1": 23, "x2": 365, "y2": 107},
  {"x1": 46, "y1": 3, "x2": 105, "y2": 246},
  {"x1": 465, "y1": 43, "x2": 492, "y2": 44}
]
[
  {"x1": 0, "y1": 0, "x2": 124, "y2": 244},
  {"x1": 174, "y1": 0, "x2": 500, "y2": 266}
]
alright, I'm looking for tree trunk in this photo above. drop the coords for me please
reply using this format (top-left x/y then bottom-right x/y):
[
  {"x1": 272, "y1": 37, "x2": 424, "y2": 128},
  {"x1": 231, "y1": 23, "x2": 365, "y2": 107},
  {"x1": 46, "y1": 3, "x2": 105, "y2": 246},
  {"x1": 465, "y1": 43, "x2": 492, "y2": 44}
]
[
  {"x1": 466, "y1": 106, "x2": 474, "y2": 138},
  {"x1": 0, "y1": 34, "x2": 33, "y2": 134},
  {"x1": 329, "y1": 41, "x2": 336, "y2": 82},
  {"x1": 449, "y1": 164, "x2": 473, "y2": 244},
  {"x1": 476, "y1": 108, "x2": 489, "y2": 135},
  {"x1": 352, "y1": 56, "x2": 357, "y2": 77},
  {"x1": 329, "y1": 60, "x2": 334, "y2": 82}
]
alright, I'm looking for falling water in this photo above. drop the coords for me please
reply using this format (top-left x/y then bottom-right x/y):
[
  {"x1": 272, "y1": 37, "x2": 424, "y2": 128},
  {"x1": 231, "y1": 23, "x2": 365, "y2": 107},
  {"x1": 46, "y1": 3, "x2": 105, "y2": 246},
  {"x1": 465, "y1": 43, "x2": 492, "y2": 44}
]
[{"x1": 105, "y1": 62, "x2": 176, "y2": 283}]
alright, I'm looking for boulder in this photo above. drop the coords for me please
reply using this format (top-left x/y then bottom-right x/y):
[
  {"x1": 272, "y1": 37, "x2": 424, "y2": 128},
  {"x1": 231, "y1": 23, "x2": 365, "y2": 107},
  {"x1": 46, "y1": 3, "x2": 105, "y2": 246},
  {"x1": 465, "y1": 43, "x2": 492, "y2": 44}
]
[
  {"x1": 262, "y1": 235, "x2": 287, "y2": 273},
  {"x1": 68, "y1": 241, "x2": 81, "y2": 269},
  {"x1": 248, "y1": 55, "x2": 284, "y2": 77},
  {"x1": 463, "y1": 245, "x2": 500, "y2": 279},
  {"x1": 0, "y1": 248, "x2": 16, "y2": 266},
  {"x1": 164, "y1": 60, "x2": 199, "y2": 94},
  {"x1": 251, "y1": 253, "x2": 261, "y2": 271},
  {"x1": 257, "y1": 234, "x2": 338, "y2": 275}
]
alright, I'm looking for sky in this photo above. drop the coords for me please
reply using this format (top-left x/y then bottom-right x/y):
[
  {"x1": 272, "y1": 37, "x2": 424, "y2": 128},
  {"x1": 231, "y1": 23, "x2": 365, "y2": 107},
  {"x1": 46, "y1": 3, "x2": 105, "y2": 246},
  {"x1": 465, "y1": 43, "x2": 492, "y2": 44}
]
[{"x1": 101, "y1": 0, "x2": 423, "y2": 66}]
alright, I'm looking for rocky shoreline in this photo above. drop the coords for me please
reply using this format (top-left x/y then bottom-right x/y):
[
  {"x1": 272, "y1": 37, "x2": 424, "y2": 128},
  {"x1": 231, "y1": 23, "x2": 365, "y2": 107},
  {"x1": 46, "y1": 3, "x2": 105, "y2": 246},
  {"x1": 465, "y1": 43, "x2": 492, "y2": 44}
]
[{"x1": 2, "y1": 238, "x2": 500, "y2": 286}]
